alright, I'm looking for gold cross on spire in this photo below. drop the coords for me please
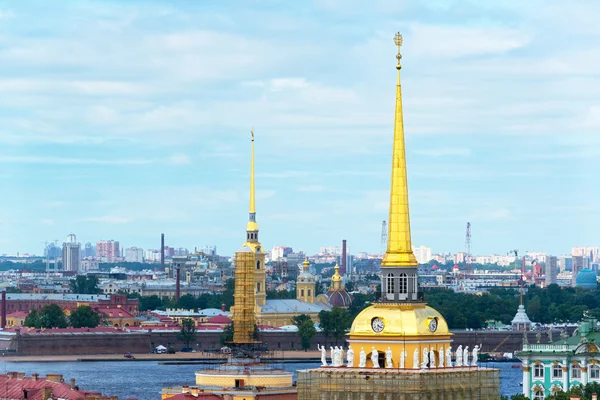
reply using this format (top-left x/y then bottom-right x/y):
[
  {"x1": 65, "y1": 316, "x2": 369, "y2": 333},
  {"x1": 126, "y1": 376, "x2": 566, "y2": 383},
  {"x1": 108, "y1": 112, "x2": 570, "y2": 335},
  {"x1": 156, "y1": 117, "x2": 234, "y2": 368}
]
[{"x1": 394, "y1": 32, "x2": 403, "y2": 70}]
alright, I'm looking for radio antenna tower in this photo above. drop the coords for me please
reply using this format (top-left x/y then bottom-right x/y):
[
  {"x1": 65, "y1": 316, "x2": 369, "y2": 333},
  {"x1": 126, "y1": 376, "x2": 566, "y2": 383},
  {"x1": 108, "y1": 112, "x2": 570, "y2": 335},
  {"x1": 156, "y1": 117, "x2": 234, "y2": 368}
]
[
  {"x1": 380, "y1": 220, "x2": 388, "y2": 256},
  {"x1": 465, "y1": 222, "x2": 472, "y2": 272}
]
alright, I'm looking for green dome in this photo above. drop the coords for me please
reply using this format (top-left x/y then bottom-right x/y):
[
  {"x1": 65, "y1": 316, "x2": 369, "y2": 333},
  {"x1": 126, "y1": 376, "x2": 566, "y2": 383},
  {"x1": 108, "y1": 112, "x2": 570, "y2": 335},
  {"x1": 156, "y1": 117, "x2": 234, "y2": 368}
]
[{"x1": 576, "y1": 269, "x2": 597, "y2": 290}]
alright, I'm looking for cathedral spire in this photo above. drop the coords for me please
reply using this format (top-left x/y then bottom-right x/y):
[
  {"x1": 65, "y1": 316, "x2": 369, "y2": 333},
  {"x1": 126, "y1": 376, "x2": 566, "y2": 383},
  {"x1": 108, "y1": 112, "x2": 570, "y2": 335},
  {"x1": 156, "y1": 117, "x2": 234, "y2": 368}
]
[
  {"x1": 246, "y1": 130, "x2": 259, "y2": 236},
  {"x1": 381, "y1": 33, "x2": 418, "y2": 269}
]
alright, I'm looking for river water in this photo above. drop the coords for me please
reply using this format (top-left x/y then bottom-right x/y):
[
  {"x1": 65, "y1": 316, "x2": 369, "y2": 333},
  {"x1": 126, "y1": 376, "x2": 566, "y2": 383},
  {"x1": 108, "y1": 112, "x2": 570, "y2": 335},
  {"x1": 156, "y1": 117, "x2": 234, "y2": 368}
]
[{"x1": 0, "y1": 361, "x2": 522, "y2": 399}]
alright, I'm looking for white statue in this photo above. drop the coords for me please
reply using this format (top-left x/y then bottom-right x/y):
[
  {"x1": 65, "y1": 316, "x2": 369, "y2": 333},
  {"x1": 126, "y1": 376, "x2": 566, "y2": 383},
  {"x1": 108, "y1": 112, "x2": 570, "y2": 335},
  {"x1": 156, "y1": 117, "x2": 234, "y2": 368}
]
[
  {"x1": 429, "y1": 347, "x2": 436, "y2": 369},
  {"x1": 385, "y1": 347, "x2": 393, "y2": 368},
  {"x1": 330, "y1": 346, "x2": 335, "y2": 366},
  {"x1": 317, "y1": 344, "x2": 327, "y2": 366},
  {"x1": 446, "y1": 346, "x2": 453, "y2": 367},
  {"x1": 456, "y1": 345, "x2": 463, "y2": 367},
  {"x1": 463, "y1": 346, "x2": 469, "y2": 367},
  {"x1": 400, "y1": 349, "x2": 407, "y2": 369},
  {"x1": 439, "y1": 346, "x2": 444, "y2": 368},
  {"x1": 472, "y1": 345, "x2": 480, "y2": 367},
  {"x1": 347, "y1": 345, "x2": 354, "y2": 368},
  {"x1": 359, "y1": 347, "x2": 367, "y2": 368},
  {"x1": 338, "y1": 347, "x2": 344, "y2": 367},
  {"x1": 335, "y1": 346, "x2": 342, "y2": 366},
  {"x1": 371, "y1": 347, "x2": 380, "y2": 368},
  {"x1": 413, "y1": 348, "x2": 419, "y2": 369},
  {"x1": 421, "y1": 347, "x2": 429, "y2": 368}
]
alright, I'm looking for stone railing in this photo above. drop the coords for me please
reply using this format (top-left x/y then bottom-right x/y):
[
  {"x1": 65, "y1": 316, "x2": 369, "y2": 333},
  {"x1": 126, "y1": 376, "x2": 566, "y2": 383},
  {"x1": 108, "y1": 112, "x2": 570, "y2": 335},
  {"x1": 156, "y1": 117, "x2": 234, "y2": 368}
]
[{"x1": 522, "y1": 344, "x2": 573, "y2": 352}]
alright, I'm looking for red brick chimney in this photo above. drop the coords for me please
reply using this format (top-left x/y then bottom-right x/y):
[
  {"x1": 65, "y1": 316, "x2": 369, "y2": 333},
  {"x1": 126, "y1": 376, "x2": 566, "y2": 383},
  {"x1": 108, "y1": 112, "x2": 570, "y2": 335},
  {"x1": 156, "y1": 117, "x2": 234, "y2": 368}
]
[
  {"x1": 221, "y1": 304, "x2": 226, "y2": 312},
  {"x1": 1, "y1": 290, "x2": 7, "y2": 329}
]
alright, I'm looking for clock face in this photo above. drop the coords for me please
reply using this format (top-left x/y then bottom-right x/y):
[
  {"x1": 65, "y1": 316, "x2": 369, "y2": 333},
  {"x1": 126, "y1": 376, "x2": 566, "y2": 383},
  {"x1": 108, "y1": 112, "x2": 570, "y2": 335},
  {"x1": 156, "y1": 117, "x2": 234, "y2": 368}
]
[
  {"x1": 256, "y1": 246, "x2": 261, "y2": 252},
  {"x1": 429, "y1": 318, "x2": 438, "y2": 333},
  {"x1": 371, "y1": 317, "x2": 385, "y2": 333}
]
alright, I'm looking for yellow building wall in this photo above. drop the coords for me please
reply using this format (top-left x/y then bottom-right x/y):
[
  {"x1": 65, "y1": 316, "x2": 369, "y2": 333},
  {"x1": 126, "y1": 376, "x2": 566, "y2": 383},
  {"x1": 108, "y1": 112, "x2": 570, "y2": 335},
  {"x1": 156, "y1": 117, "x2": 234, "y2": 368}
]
[
  {"x1": 296, "y1": 282, "x2": 315, "y2": 304},
  {"x1": 6, "y1": 316, "x2": 26, "y2": 327},
  {"x1": 255, "y1": 251, "x2": 266, "y2": 307},
  {"x1": 196, "y1": 373, "x2": 292, "y2": 388},
  {"x1": 256, "y1": 310, "x2": 321, "y2": 328},
  {"x1": 348, "y1": 334, "x2": 453, "y2": 369}
]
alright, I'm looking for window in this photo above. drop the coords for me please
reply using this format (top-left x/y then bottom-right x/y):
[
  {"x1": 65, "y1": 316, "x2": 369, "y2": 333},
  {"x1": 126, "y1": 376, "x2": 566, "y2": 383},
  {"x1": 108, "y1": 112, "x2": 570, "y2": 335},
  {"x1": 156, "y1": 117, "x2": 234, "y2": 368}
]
[
  {"x1": 256, "y1": 261, "x2": 261, "y2": 270},
  {"x1": 399, "y1": 273, "x2": 408, "y2": 294},
  {"x1": 386, "y1": 273, "x2": 395, "y2": 294},
  {"x1": 552, "y1": 365, "x2": 563, "y2": 379},
  {"x1": 257, "y1": 282, "x2": 261, "y2": 292},
  {"x1": 533, "y1": 364, "x2": 544, "y2": 378},
  {"x1": 301, "y1": 289, "x2": 305, "y2": 297},
  {"x1": 591, "y1": 364, "x2": 600, "y2": 379},
  {"x1": 533, "y1": 391, "x2": 544, "y2": 400},
  {"x1": 571, "y1": 364, "x2": 581, "y2": 379},
  {"x1": 308, "y1": 289, "x2": 311, "y2": 297}
]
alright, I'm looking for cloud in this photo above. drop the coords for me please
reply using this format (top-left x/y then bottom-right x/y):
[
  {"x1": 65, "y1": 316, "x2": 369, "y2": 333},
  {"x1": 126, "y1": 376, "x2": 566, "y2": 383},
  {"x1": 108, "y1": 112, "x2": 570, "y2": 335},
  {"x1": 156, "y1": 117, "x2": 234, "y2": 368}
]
[
  {"x1": 270, "y1": 78, "x2": 309, "y2": 91},
  {"x1": 0, "y1": 156, "x2": 153, "y2": 165},
  {"x1": 408, "y1": 23, "x2": 531, "y2": 59},
  {"x1": 78, "y1": 216, "x2": 134, "y2": 224},
  {"x1": 296, "y1": 185, "x2": 325, "y2": 193},
  {"x1": 413, "y1": 148, "x2": 471, "y2": 157},
  {"x1": 168, "y1": 153, "x2": 192, "y2": 165}
]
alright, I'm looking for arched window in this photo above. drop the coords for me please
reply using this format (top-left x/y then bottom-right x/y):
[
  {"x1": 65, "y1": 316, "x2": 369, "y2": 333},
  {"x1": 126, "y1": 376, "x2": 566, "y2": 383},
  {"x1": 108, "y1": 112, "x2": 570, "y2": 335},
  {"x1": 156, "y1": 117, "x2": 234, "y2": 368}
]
[
  {"x1": 552, "y1": 364, "x2": 563, "y2": 379},
  {"x1": 386, "y1": 273, "x2": 395, "y2": 294},
  {"x1": 257, "y1": 282, "x2": 261, "y2": 292},
  {"x1": 399, "y1": 273, "x2": 408, "y2": 294},
  {"x1": 308, "y1": 289, "x2": 311, "y2": 297},
  {"x1": 532, "y1": 391, "x2": 544, "y2": 400},
  {"x1": 256, "y1": 260, "x2": 261, "y2": 270},
  {"x1": 591, "y1": 364, "x2": 600, "y2": 380},
  {"x1": 533, "y1": 364, "x2": 544, "y2": 378},
  {"x1": 571, "y1": 364, "x2": 581, "y2": 379},
  {"x1": 301, "y1": 289, "x2": 305, "y2": 297}
]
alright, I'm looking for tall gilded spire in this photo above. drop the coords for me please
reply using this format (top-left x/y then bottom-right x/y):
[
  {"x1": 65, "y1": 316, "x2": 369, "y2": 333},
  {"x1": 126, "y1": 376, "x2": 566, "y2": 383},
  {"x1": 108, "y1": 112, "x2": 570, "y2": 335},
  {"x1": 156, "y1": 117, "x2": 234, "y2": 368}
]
[
  {"x1": 247, "y1": 130, "x2": 258, "y2": 233},
  {"x1": 381, "y1": 32, "x2": 418, "y2": 268}
]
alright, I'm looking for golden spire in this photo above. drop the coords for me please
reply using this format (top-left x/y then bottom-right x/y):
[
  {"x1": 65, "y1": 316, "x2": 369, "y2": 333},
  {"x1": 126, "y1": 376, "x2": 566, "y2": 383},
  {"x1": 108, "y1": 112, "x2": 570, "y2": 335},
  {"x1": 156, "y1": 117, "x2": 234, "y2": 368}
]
[
  {"x1": 381, "y1": 32, "x2": 418, "y2": 268},
  {"x1": 246, "y1": 130, "x2": 258, "y2": 233}
]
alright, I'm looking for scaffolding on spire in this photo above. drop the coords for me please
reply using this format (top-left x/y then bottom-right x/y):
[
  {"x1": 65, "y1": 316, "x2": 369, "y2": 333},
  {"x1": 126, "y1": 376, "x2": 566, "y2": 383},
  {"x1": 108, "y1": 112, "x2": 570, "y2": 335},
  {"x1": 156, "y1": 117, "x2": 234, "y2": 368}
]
[{"x1": 465, "y1": 222, "x2": 472, "y2": 273}]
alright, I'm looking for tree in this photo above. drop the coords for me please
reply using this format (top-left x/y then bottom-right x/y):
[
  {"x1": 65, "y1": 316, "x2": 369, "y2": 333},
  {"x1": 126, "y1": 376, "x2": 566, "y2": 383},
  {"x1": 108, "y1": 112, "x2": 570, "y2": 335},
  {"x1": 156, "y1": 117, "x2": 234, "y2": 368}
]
[
  {"x1": 139, "y1": 295, "x2": 163, "y2": 312},
  {"x1": 24, "y1": 310, "x2": 40, "y2": 328},
  {"x1": 176, "y1": 318, "x2": 197, "y2": 349},
  {"x1": 70, "y1": 276, "x2": 102, "y2": 294},
  {"x1": 69, "y1": 305, "x2": 101, "y2": 328},
  {"x1": 292, "y1": 314, "x2": 312, "y2": 327},
  {"x1": 293, "y1": 315, "x2": 316, "y2": 351},
  {"x1": 28, "y1": 304, "x2": 68, "y2": 328},
  {"x1": 319, "y1": 307, "x2": 352, "y2": 344},
  {"x1": 220, "y1": 322, "x2": 234, "y2": 346}
]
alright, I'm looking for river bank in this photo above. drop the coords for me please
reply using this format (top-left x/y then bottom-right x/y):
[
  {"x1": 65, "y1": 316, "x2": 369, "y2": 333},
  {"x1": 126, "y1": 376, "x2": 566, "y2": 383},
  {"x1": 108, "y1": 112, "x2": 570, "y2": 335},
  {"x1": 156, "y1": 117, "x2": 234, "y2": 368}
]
[{"x1": 0, "y1": 350, "x2": 322, "y2": 363}]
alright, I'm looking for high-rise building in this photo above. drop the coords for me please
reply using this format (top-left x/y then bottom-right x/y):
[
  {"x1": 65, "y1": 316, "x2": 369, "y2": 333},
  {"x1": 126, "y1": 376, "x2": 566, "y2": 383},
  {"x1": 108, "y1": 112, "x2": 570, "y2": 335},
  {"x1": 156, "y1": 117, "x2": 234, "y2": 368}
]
[
  {"x1": 200, "y1": 245, "x2": 217, "y2": 256},
  {"x1": 412, "y1": 245, "x2": 432, "y2": 264},
  {"x1": 545, "y1": 256, "x2": 558, "y2": 286},
  {"x1": 96, "y1": 240, "x2": 120, "y2": 263},
  {"x1": 83, "y1": 242, "x2": 95, "y2": 258},
  {"x1": 124, "y1": 247, "x2": 144, "y2": 262},
  {"x1": 270, "y1": 245, "x2": 293, "y2": 261},
  {"x1": 62, "y1": 234, "x2": 81, "y2": 273},
  {"x1": 572, "y1": 246, "x2": 599, "y2": 262},
  {"x1": 44, "y1": 242, "x2": 62, "y2": 259},
  {"x1": 572, "y1": 256, "x2": 586, "y2": 286}
]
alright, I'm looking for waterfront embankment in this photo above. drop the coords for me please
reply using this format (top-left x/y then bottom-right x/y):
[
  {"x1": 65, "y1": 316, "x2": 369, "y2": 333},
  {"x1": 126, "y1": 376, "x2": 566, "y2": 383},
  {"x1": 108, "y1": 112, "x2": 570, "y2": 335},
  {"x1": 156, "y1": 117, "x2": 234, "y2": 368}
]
[{"x1": 0, "y1": 350, "x2": 322, "y2": 363}]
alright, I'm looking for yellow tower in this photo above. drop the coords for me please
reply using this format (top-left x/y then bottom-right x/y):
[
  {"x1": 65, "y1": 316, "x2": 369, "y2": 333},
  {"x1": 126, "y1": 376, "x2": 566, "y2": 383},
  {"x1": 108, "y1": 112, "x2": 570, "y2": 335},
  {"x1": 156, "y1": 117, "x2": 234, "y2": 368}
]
[
  {"x1": 347, "y1": 32, "x2": 452, "y2": 369},
  {"x1": 242, "y1": 130, "x2": 266, "y2": 307},
  {"x1": 296, "y1": 258, "x2": 316, "y2": 304},
  {"x1": 232, "y1": 247, "x2": 257, "y2": 344}
]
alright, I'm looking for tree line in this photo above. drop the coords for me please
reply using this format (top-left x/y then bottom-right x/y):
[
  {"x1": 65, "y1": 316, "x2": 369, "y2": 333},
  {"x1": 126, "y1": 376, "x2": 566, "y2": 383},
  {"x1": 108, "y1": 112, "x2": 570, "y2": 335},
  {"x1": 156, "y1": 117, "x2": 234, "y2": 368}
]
[
  {"x1": 23, "y1": 304, "x2": 103, "y2": 329},
  {"x1": 424, "y1": 284, "x2": 600, "y2": 330}
]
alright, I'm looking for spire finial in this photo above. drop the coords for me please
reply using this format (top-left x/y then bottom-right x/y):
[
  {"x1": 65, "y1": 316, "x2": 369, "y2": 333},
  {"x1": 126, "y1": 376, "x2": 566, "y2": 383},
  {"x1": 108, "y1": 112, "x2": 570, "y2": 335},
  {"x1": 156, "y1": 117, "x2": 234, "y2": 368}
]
[{"x1": 394, "y1": 32, "x2": 402, "y2": 70}]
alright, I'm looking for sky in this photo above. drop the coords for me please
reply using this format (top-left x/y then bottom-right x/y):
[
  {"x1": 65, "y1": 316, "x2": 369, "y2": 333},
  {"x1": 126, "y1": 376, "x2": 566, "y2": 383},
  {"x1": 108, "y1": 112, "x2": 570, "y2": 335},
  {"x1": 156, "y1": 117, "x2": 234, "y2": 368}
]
[{"x1": 0, "y1": 0, "x2": 598, "y2": 258}]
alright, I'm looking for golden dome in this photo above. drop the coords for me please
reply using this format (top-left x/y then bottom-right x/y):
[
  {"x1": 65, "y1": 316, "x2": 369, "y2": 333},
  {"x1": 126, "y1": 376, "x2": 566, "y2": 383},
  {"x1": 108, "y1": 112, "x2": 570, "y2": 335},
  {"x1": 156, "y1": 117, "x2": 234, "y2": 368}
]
[
  {"x1": 302, "y1": 258, "x2": 310, "y2": 267},
  {"x1": 331, "y1": 264, "x2": 342, "y2": 282},
  {"x1": 349, "y1": 302, "x2": 451, "y2": 338}
]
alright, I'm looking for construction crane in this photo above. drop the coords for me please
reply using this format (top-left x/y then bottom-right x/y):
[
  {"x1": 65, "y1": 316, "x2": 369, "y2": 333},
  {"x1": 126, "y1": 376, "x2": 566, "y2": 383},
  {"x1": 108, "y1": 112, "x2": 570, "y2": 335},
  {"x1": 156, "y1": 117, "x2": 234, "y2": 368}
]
[{"x1": 465, "y1": 222, "x2": 472, "y2": 273}]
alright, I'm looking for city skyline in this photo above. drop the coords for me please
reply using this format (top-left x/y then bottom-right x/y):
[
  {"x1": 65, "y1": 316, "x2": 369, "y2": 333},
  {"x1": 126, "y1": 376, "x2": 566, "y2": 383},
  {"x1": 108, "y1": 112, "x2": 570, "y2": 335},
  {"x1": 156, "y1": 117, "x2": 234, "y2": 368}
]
[{"x1": 0, "y1": 1, "x2": 597, "y2": 257}]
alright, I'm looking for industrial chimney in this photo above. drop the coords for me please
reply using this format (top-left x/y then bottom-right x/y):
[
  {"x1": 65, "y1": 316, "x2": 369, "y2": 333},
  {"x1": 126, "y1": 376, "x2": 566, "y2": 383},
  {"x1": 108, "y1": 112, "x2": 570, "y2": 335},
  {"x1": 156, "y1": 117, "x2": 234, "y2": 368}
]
[
  {"x1": 341, "y1": 240, "x2": 347, "y2": 275},
  {"x1": 1, "y1": 290, "x2": 6, "y2": 329}
]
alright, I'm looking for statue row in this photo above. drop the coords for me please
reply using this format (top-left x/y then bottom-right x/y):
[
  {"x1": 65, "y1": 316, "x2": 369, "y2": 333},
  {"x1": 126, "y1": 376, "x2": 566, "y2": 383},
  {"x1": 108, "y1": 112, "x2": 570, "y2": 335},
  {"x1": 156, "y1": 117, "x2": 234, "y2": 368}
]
[{"x1": 317, "y1": 344, "x2": 481, "y2": 369}]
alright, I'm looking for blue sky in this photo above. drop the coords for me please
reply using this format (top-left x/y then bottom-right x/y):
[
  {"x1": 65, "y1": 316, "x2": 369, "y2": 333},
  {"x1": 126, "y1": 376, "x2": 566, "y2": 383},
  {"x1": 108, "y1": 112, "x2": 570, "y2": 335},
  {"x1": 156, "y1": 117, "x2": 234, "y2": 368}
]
[{"x1": 0, "y1": 0, "x2": 597, "y2": 257}]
